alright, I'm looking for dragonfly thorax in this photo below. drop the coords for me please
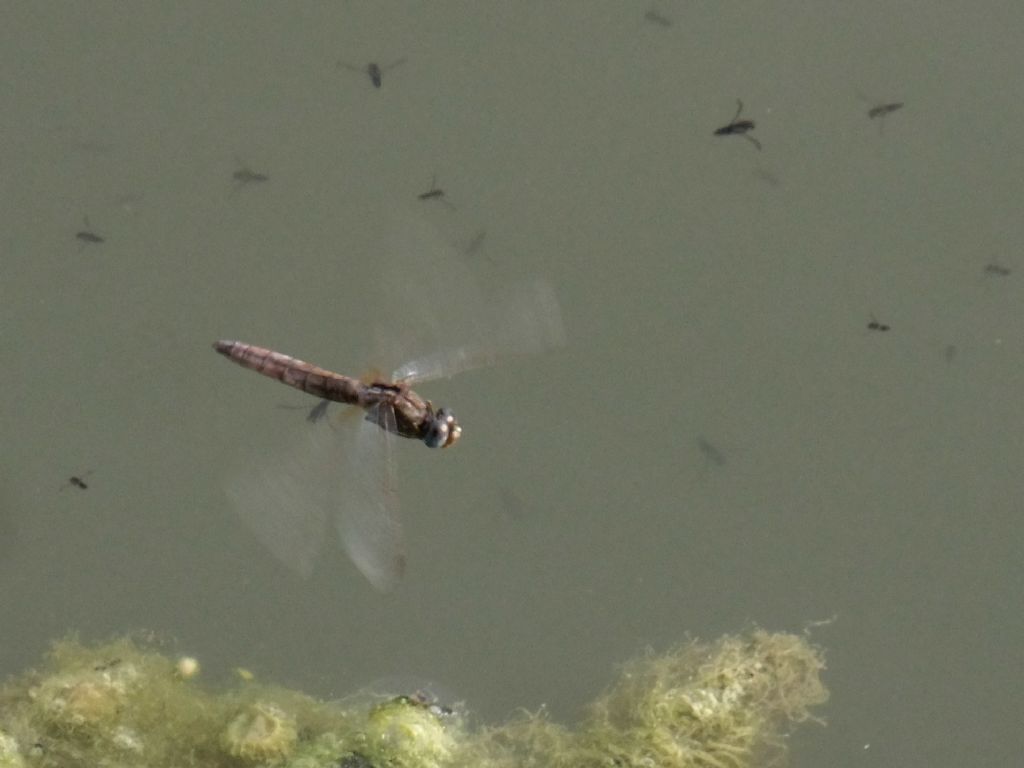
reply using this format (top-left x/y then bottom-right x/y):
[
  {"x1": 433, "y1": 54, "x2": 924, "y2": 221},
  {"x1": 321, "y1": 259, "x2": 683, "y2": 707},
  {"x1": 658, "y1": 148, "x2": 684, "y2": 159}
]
[{"x1": 423, "y1": 407, "x2": 461, "y2": 448}]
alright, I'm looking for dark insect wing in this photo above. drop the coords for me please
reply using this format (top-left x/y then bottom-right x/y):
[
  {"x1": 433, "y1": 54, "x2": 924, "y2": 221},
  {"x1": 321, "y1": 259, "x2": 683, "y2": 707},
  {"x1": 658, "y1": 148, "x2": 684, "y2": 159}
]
[{"x1": 307, "y1": 399, "x2": 330, "y2": 422}]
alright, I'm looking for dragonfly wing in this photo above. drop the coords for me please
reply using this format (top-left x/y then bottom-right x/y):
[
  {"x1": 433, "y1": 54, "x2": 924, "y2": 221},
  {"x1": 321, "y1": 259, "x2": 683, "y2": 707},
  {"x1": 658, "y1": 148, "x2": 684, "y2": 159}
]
[
  {"x1": 224, "y1": 424, "x2": 333, "y2": 579},
  {"x1": 393, "y1": 277, "x2": 566, "y2": 384},
  {"x1": 335, "y1": 403, "x2": 406, "y2": 592},
  {"x1": 366, "y1": 213, "x2": 565, "y2": 383}
]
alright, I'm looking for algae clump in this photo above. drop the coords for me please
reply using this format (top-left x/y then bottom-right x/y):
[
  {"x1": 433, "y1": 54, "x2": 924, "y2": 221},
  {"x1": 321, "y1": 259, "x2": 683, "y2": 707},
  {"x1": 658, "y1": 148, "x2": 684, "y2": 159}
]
[{"x1": 0, "y1": 629, "x2": 827, "y2": 768}]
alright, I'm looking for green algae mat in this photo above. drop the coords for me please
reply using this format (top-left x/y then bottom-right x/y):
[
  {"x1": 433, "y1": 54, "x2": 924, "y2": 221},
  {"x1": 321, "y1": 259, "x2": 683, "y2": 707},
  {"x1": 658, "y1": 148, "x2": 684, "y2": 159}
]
[{"x1": 0, "y1": 629, "x2": 827, "y2": 768}]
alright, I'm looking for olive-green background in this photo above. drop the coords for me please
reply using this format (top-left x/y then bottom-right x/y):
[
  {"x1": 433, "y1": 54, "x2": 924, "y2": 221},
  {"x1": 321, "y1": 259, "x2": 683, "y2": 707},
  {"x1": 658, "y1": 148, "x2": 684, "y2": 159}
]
[{"x1": 2, "y1": 3, "x2": 1021, "y2": 766}]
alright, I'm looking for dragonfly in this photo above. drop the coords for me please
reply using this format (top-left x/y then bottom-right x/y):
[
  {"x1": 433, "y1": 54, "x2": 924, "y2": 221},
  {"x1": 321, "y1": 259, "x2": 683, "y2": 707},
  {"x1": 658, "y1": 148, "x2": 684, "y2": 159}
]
[
  {"x1": 215, "y1": 220, "x2": 564, "y2": 591},
  {"x1": 215, "y1": 341, "x2": 462, "y2": 449}
]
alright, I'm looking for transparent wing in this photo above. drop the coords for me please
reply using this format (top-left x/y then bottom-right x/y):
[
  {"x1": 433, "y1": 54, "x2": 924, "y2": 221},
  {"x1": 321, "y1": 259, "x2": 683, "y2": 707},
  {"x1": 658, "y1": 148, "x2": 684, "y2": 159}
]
[
  {"x1": 224, "y1": 422, "x2": 334, "y2": 579},
  {"x1": 224, "y1": 403, "x2": 405, "y2": 591},
  {"x1": 335, "y1": 403, "x2": 406, "y2": 592},
  {"x1": 368, "y1": 211, "x2": 566, "y2": 383},
  {"x1": 392, "y1": 277, "x2": 566, "y2": 384}
]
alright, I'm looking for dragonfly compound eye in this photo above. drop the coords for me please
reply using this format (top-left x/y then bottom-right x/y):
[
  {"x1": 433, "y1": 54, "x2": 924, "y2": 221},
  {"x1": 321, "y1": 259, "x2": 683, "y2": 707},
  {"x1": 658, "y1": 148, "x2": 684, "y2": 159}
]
[{"x1": 424, "y1": 408, "x2": 461, "y2": 448}]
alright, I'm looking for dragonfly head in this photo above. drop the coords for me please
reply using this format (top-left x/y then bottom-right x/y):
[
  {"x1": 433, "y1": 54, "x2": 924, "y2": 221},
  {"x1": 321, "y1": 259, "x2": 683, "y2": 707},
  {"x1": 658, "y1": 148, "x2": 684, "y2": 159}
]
[{"x1": 423, "y1": 407, "x2": 461, "y2": 448}]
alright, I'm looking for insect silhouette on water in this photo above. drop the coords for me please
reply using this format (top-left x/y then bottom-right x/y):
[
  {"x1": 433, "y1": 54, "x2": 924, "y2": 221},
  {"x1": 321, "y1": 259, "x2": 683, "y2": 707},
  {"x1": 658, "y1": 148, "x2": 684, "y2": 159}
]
[
  {"x1": 714, "y1": 99, "x2": 761, "y2": 150},
  {"x1": 232, "y1": 157, "x2": 269, "y2": 190},
  {"x1": 61, "y1": 471, "x2": 93, "y2": 491},
  {"x1": 75, "y1": 230, "x2": 103, "y2": 245},
  {"x1": 417, "y1": 175, "x2": 455, "y2": 210},
  {"x1": 232, "y1": 167, "x2": 269, "y2": 185},
  {"x1": 867, "y1": 314, "x2": 890, "y2": 332},
  {"x1": 216, "y1": 214, "x2": 565, "y2": 591},
  {"x1": 339, "y1": 58, "x2": 406, "y2": 89},
  {"x1": 644, "y1": 8, "x2": 672, "y2": 27},
  {"x1": 867, "y1": 102, "x2": 903, "y2": 120},
  {"x1": 858, "y1": 92, "x2": 904, "y2": 135},
  {"x1": 75, "y1": 217, "x2": 104, "y2": 246}
]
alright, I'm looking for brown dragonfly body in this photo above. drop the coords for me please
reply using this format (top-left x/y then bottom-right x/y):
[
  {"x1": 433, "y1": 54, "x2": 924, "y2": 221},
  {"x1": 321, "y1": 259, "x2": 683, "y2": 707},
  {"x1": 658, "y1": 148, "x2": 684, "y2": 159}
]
[
  {"x1": 212, "y1": 239, "x2": 563, "y2": 592},
  {"x1": 214, "y1": 340, "x2": 460, "y2": 448}
]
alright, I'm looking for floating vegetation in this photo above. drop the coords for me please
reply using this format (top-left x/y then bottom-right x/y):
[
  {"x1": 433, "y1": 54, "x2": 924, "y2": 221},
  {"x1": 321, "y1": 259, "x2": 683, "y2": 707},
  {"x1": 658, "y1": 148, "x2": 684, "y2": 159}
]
[{"x1": 0, "y1": 630, "x2": 826, "y2": 768}]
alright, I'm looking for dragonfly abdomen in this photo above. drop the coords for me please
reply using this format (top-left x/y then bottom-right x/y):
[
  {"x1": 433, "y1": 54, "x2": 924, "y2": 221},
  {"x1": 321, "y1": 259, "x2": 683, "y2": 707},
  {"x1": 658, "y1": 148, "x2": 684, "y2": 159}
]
[{"x1": 213, "y1": 340, "x2": 364, "y2": 405}]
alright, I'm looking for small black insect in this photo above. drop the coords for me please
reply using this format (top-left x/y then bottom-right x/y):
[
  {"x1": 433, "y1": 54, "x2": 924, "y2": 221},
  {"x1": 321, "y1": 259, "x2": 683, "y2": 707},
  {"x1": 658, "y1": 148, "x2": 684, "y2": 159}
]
[
  {"x1": 983, "y1": 262, "x2": 1011, "y2": 277},
  {"x1": 62, "y1": 471, "x2": 94, "y2": 491},
  {"x1": 417, "y1": 175, "x2": 455, "y2": 209},
  {"x1": 867, "y1": 314, "x2": 890, "y2": 332},
  {"x1": 863, "y1": 99, "x2": 904, "y2": 135},
  {"x1": 75, "y1": 217, "x2": 104, "y2": 245},
  {"x1": 714, "y1": 99, "x2": 761, "y2": 150},
  {"x1": 232, "y1": 167, "x2": 269, "y2": 185},
  {"x1": 644, "y1": 9, "x2": 672, "y2": 27},
  {"x1": 339, "y1": 59, "x2": 406, "y2": 89},
  {"x1": 867, "y1": 102, "x2": 903, "y2": 120},
  {"x1": 366, "y1": 62, "x2": 383, "y2": 88}
]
